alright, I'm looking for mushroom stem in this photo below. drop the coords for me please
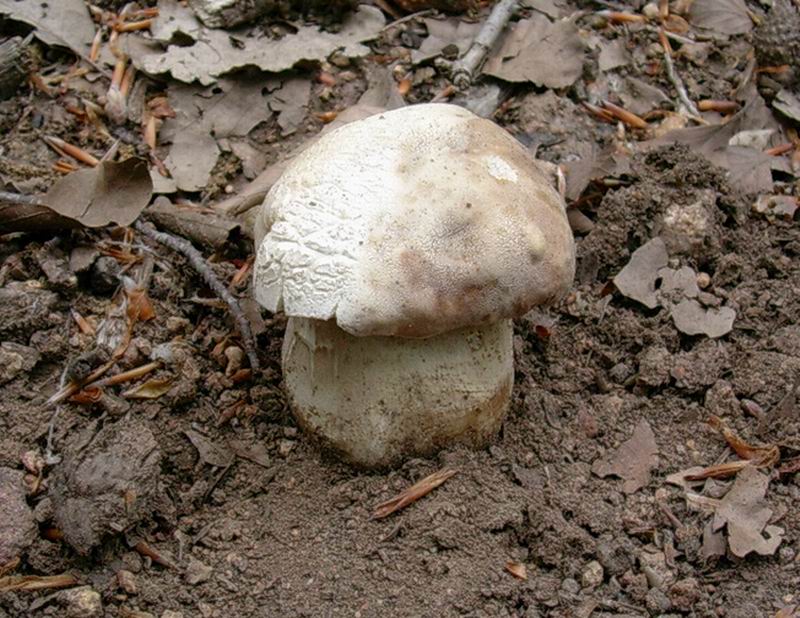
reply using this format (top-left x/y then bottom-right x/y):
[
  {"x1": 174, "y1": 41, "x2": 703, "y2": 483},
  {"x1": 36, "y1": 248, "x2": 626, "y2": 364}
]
[{"x1": 282, "y1": 317, "x2": 514, "y2": 468}]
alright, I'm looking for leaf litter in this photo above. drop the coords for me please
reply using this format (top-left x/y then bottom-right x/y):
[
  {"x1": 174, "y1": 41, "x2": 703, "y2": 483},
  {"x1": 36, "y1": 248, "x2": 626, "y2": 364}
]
[
  {"x1": 123, "y1": 2, "x2": 385, "y2": 85},
  {"x1": 483, "y1": 14, "x2": 584, "y2": 89},
  {"x1": 613, "y1": 237, "x2": 736, "y2": 338},
  {"x1": 1, "y1": 0, "x2": 800, "y2": 613}
]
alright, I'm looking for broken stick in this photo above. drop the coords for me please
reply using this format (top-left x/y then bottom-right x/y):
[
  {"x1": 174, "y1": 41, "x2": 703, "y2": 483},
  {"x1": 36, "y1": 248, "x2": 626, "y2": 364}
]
[
  {"x1": 451, "y1": 0, "x2": 518, "y2": 90},
  {"x1": 133, "y1": 220, "x2": 260, "y2": 371}
]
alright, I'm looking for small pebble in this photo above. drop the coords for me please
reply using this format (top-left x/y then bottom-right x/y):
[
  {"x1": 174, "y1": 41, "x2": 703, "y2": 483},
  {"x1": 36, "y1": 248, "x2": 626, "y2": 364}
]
[
  {"x1": 642, "y1": 2, "x2": 660, "y2": 19},
  {"x1": 646, "y1": 587, "x2": 672, "y2": 613},
  {"x1": 56, "y1": 586, "x2": 103, "y2": 617},
  {"x1": 329, "y1": 51, "x2": 350, "y2": 68},
  {"x1": 669, "y1": 577, "x2": 702, "y2": 611},
  {"x1": 117, "y1": 569, "x2": 137, "y2": 595},
  {"x1": 696, "y1": 272, "x2": 711, "y2": 288},
  {"x1": 224, "y1": 346, "x2": 245, "y2": 376},
  {"x1": 581, "y1": 560, "x2": 604, "y2": 589},
  {"x1": 279, "y1": 439, "x2": 296, "y2": 457},
  {"x1": 185, "y1": 557, "x2": 213, "y2": 586},
  {"x1": 166, "y1": 317, "x2": 191, "y2": 334}
]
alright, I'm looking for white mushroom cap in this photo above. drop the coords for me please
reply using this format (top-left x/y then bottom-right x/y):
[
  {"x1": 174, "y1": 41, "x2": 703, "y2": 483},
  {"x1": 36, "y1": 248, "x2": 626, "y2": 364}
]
[{"x1": 253, "y1": 103, "x2": 575, "y2": 338}]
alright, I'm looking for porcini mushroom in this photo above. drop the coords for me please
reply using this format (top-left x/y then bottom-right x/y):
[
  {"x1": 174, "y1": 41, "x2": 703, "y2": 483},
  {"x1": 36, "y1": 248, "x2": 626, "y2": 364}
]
[{"x1": 253, "y1": 103, "x2": 575, "y2": 468}]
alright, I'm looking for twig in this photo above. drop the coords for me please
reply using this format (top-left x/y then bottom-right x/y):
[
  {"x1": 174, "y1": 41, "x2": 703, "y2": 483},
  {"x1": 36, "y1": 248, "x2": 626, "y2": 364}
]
[
  {"x1": 0, "y1": 573, "x2": 79, "y2": 592},
  {"x1": 133, "y1": 220, "x2": 260, "y2": 371},
  {"x1": 380, "y1": 8, "x2": 433, "y2": 31},
  {"x1": 44, "y1": 366, "x2": 69, "y2": 465},
  {"x1": 372, "y1": 468, "x2": 457, "y2": 519},
  {"x1": 451, "y1": 0, "x2": 518, "y2": 90},
  {"x1": 0, "y1": 191, "x2": 40, "y2": 206},
  {"x1": 658, "y1": 28, "x2": 700, "y2": 118},
  {"x1": 89, "y1": 360, "x2": 161, "y2": 387},
  {"x1": 133, "y1": 540, "x2": 178, "y2": 570}
]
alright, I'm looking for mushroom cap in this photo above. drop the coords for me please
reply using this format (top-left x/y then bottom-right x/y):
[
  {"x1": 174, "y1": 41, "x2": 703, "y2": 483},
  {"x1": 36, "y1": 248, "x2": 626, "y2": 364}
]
[{"x1": 253, "y1": 103, "x2": 575, "y2": 338}]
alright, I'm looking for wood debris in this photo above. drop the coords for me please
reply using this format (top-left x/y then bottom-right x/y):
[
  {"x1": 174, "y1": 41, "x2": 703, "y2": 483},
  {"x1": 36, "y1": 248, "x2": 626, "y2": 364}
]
[{"x1": 372, "y1": 468, "x2": 457, "y2": 519}]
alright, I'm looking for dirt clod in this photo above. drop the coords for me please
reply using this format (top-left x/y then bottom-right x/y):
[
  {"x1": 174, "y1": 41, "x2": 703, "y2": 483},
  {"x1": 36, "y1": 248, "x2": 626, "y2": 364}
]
[{"x1": 50, "y1": 418, "x2": 168, "y2": 555}]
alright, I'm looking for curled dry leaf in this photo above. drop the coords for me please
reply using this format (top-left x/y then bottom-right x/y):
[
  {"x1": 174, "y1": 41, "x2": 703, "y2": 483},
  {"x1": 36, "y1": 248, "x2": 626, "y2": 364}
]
[
  {"x1": 372, "y1": 469, "x2": 457, "y2": 519},
  {"x1": 124, "y1": 282, "x2": 156, "y2": 323},
  {"x1": 122, "y1": 378, "x2": 174, "y2": 399},
  {"x1": 505, "y1": 561, "x2": 528, "y2": 580},
  {"x1": 707, "y1": 415, "x2": 780, "y2": 466}
]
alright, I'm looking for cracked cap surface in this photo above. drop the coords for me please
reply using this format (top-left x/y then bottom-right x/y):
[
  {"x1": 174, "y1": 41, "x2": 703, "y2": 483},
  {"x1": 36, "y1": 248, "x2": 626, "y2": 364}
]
[{"x1": 253, "y1": 103, "x2": 575, "y2": 338}]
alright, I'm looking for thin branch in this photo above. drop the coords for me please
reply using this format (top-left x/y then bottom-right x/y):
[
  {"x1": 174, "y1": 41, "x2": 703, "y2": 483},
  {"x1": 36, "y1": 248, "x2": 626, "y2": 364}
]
[
  {"x1": 133, "y1": 220, "x2": 260, "y2": 371},
  {"x1": 659, "y1": 28, "x2": 700, "y2": 118},
  {"x1": 451, "y1": 0, "x2": 518, "y2": 90},
  {"x1": 0, "y1": 191, "x2": 41, "y2": 206}
]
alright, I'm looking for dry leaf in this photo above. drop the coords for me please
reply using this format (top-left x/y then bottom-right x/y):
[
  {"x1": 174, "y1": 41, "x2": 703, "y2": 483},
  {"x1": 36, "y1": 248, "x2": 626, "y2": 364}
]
[
  {"x1": 613, "y1": 238, "x2": 668, "y2": 309},
  {"x1": 484, "y1": 15, "x2": 584, "y2": 89},
  {"x1": 124, "y1": 282, "x2": 156, "y2": 323},
  {"x1": 373, "y1": 469, "x2": 457, "y2": 519},
  {"x1": 270, "y1": 78, "x2": 312, "y2": 136},
  {"x1": 505, "y1": 561, "x2": 528, "y2": 580},
  {"x1": 598, "y1": 38, "x2": 631, "y2": 72},
  {"x1": 647, "y1": 95, "x2": 783, "y2": 194},
  {"x1": 184, "y1": 430, "x2": 235, "y2": 467},
  {"x1": 122, "y1": 378, "x2": 174, "y2": 399},
  {"x1": 618, "y1": 77, "x2": 670, "y2": 116},
  {"x1": 671, "y1": 299, "x2": 735, "y2": 338},
  {"x1": 564, "y1": 145, "x2": 632, "y2": 200},
  {"x1": 689, "y1": 0, "x2": 753, "y2": 35},
  {"x1": 704, "y1": 146, "x2": 778, "y2": 195},
  {"x1": 124, "y1": 5, "x2": 385, "y2": 85},
  {"x1": 700, "y1": 519, "x2": 727, "y2": 561},
  {"x1": 665, "y1": 466, "x2": 707, "y2": 490},
  {"x1": 773, "y1": 89, "x2": 800, "y2": 124},
  {"x1": 44, "y1": 158, "x2": 153, "y2": 228},
  {"x1": 411, "y1": 17, "x2": 482, "y2": 64},
  {"x1": 712, "y1": 466, "x2": 784, "y2": 557},
  {"x1": 163, "y1": 129, "x2": 219, "y2": 193},
  {"x1": 229, "y1": 440, "x2": 271, "y2": 468},
  {"x1": 591, "y1": 419, "x2": 659, "y2": 493},
  {"x1": 0, "y1": 0, "x2": 95, "y2": 55}
]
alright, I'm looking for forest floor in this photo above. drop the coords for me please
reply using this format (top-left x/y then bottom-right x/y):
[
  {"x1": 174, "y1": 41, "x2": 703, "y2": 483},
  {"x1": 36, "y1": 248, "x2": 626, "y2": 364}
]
[{"x1": 0, "y1": 0, "x2": 799, "y2": 616}]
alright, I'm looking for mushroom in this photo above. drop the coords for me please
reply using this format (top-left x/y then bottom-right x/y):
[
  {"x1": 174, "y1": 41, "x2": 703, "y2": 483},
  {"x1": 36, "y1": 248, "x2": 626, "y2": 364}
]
[{"x1": 253, "y1": 103, "x2": 575, "y2": 468}]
